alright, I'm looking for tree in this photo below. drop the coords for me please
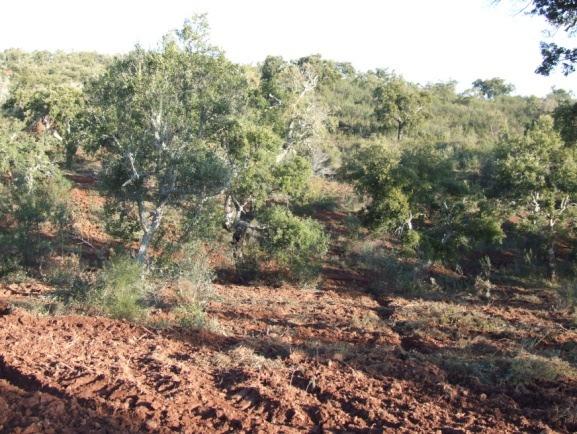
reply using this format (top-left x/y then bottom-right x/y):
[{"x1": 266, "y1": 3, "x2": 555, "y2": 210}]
[
  {"x1": 23, "y1": 85, "x2": 84, "y2": 165},
  {"x1": 214, "y1": 56, "x2": 332, "y2": 282},
  {"x1": 84, "y1": 17, "x2": 246, "y2": 262},
  {"x1": 525, "y1": 0, "x2": 577, "y2": 75},
  {"x1": 373, "y1": 75, "x2": 430, "y2": 140},
  {"x1": 342, "y1": 141, "x2": 504, "y2": 267},
  {"x1": 490, "y1": 115, "x2": 577, "y2": 279},
  {"x1": 554, "y1": 99, "x2": 577, "y2": 146},
  {"x1": 0, "y1": 119, "x2": 70, "y2": 270},
  {"x1": 221, "y1": 55, "x2": 328, "y2": 249},
  {"x1": 472, "y1": 78, "x2": 515, "y2": 99}
]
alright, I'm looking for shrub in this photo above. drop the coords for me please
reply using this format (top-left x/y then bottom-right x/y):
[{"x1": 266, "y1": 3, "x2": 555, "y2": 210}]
[
  {"x1": 97, "y1": 255, "x2": 149, "y2": 321},
  {"x1": 259, "y1": 207, "x2": 329, "y2": 283},
  {"x1": 174, "y1": 302, "x2": 207, "y2": 329},
  {"x1": 0, "y1": 129, "x2": 72, "y2": 272},
  {"x1": 153, "y1": 241, "x2": 217, "y2": 329},
  {"x1": 157, "y1": 241, "x2": 215, "y2": 306},
  {"x1": 353, "y1": 240, "x2": 426, "y2": 294}
]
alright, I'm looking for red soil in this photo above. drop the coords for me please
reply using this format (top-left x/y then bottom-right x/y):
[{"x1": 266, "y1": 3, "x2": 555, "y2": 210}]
[{"x1": 1, "y1": 177, "x2": 576, "y2": 433}]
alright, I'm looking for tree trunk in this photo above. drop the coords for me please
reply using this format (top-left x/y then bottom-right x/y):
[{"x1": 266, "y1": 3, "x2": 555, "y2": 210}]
[
  {"x1": 136, "y1": 205, "x2": 165, "y2": 263},
  {"x1": 547, "y1": 237, "x2": 557, "y2": 282},
  {"x1": 397, "y1": 122, "x2": 404, "y2": 141},
  {"x1": 223, "y1": 195, "x2": 236, "y2": 231}
]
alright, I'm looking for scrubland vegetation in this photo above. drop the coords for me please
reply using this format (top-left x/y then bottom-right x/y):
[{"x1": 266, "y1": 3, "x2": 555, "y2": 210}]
[{"x1": 1, "y1": 9, "x2": 577, "y2": 434}]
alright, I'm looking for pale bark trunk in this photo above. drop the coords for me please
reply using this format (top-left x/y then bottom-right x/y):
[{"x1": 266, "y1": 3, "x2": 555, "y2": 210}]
[
  {"x1": 547, "y1": 242, "x2": 556, "y2": 282},
  {"x1": 223, "y1": 195, "x2": 238, "y2": 231},
  {"x1": 547, "y1": 231, "x2": 557, "y2": 282},
  {"x1": 136, "y1": 205, "x2": 165, "y2": 263}
]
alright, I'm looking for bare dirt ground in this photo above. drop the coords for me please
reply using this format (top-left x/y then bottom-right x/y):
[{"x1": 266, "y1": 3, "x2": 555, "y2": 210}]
[{"x1": 1, "y1": 177, "x2": 576, "y2": 433}]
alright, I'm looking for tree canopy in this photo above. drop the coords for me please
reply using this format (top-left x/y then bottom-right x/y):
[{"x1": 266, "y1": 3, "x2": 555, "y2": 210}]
[{"x1": 527, "y1": 0, "x2": 577, "y2": 75}]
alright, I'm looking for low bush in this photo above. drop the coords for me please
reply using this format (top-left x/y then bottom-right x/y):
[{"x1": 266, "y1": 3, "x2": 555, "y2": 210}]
[
  {"x1": 0, "y1": 129, "x2": 72, "y2": 273},
  {"x1": 96, "y1": 255, "x2": 149, "y2": 321},
  {"x1": 154, "y1": 241, "x2": 215, "y2": 305},
  {"x1": 154, "y1": 241, "x2": 217, "y2": 329},
  {"x1": 174, "y1": 302, "x2": 207, "y2": 329},
  {"x1": 506, "y1": 352, "x2": 577, "y2": 386},
  {"x1": 438, "y1": 350, "x2": 577, "y2": 389},
  {"x1": 259, "y1": 207, "x2": 329, "y2": 284},
  {"x1": 352, "y1": 240, "x2": 427, "y2": 294}
]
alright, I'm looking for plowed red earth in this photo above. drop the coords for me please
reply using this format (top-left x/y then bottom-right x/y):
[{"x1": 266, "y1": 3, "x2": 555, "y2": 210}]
[
  {"x1": 2, "y1": 281, "x2": 574, "y2": 433},
  {"x1": 1, "y1": 179, "x2": 576, "y2": 433}
]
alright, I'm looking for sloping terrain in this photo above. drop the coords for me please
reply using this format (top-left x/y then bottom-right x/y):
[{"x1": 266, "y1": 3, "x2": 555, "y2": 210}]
[{"x1": 0, "y1": 177, "x2": 576, "y2": 434}]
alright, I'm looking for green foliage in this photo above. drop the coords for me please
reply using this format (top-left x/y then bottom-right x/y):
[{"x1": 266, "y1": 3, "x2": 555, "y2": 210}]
[
  {"x1": 174, "y1": 302, "x2": 207, "y2": 329},
  {"x1": 2, "y1": 15, "x2": 576, "y2": 292},
  {"x1": 472, "y1": 78, "x2": 515, "y2": 99},
  {"x1": 102, "y1": 199, "x2": 141, "y2": 242},
  {"x1": 373, "y1": 73, "x2": 430, "y2": 140},
  {"x1": 490, "y1": 116, "x2": 565, "y2": 195},
  {"x1": 488, "y1": 115, "x2": 577, "y2": 279},
  {"x1": 524, "y1": 0, "x2": 577, "y2": 75},
  {"x1": 340, "y1": 142, "x2": 404, "y2": 230},
  {"x1": 0, "y1": 122, "x2": 71, "y2": 272},
  {"x1": 342, "y1": 138, "x2": 505, "y2": 268},
  {"x1": 1, "y1": 50, "x2": 107, "y2": 166},
  {"x1": 155, "y1": 241, "x2": 215, "y2": 306},
  {"x1": 224, "y1": 121, "x2": 292, "y2": 207},
  {"x1": 259, "y1": 206, "x2": 329, "y2": 283},
  {"x1": 84, "y1": 17, "x2": 246, "y2": 261},
  {"x1": 155, "y1": 241, "x2": 216, "y2": 329},
  {"x1": 97, "y1": 255, "x2": 149, "y2": 321},
  {"x1": 554, "y1": 100, "x2": 577, "y2": 146}
]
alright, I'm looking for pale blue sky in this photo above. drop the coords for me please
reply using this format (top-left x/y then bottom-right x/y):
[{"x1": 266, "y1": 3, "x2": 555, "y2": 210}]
[{"x1": 1, "y1": 0, "x2": 575, "y2": 96}]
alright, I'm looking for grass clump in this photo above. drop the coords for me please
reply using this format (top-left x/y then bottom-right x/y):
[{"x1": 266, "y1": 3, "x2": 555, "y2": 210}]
[
  {"x1": 438, "y1": 349, "x2": 577, "y2": 389},
  {"x1": 506, "y1": 352, "x2": 577, "y2": 386},
  {"x1": 213, "y1": 345, "x2": 283, "y2": 371},
  {"x1": 155, "y1": 241, "x2": 217, "y2": 330},
  {"x1": 174, "y1": 302, "x2": 207, "y2": 329},
  {"x1": 395, "y1": 301, "x2": 512, "y2": 335},
  {"x1": 167, "y1": 241, "x2": 215, "y2": 306},
  {"x1": 97, "y1": 255, "x2": 149, "y2": 321},
  {"x1": 351, "y1": 240, "x2": 429, "y2": 294}
]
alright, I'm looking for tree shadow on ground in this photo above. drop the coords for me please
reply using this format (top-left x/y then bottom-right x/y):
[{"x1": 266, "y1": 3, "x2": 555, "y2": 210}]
[{"x1": 0, "y1": 356, "x2": 150, "y2": 433}]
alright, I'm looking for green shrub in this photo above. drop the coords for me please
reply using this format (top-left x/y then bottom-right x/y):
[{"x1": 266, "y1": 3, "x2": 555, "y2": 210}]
[
  {"x1": 97, "y1": 255, "x2": 149, "y2": 321},
  {"x1": 353, "y1": 240, "x2": 426, "y2": 294},
  {"x1": 153, "y1": 242, "x2": 217, "y2": 329},
  {"x1": 0, "y1": 127, "x2": 72, "y2": 272},
  {"x1": 506, "y1": 352, "x2": 577, "y2": 386},
  {"x1": 259, "y1": 207, "x2": 329, "y2": 283},
  {"x1": 401, "y1": 229, "x2": 421, "y2": 255},
  {"x1": 174, "y1": 302, "x2": 207, "y2": 329},
  {"x1": 156, "y1": 241, "x2": 215, "y2": 306}
]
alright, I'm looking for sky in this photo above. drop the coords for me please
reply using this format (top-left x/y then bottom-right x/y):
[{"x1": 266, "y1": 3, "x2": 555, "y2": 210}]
[{"x1": 1, "y1": 0, "x2": 575, "y2": 96}]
